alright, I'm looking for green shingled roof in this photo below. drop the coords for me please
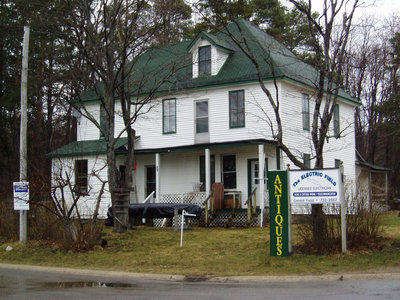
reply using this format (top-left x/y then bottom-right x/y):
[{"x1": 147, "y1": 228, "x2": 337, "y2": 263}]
[
  {"x1": 46, "y1": 138, "x2": 129, "y2": 158},
  {"x1": 187, "y1": 31, "x2": 234, "y2": 53},
  {"x1": 47, "y1": 138, "x2": 276, "y2": 158},
  {"x1": 79, "y1": 18, "x2": 357, "y2": 104}
]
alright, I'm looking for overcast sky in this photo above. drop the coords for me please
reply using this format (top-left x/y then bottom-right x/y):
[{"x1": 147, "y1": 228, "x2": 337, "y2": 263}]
[
  {"x1": 187, "y1": 0, "x2": 399, "y2": 24},
  {"x1": 283, "y1": 0, "x2": 400, "y2": 19}
]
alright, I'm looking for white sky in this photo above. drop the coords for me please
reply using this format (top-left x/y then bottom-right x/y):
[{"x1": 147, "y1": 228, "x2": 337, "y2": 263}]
[
  {"x1": 186, "y1": 0, "x2": 399, "y2": 24},
  {"x1": 283, "y1": 0, "x2": 400, "y2": 20}
]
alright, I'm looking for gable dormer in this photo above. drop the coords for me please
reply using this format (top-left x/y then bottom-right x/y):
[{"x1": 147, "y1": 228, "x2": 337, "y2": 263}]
[{"x1": 187, "y1": 32, "x2": 233, "y2": 78}]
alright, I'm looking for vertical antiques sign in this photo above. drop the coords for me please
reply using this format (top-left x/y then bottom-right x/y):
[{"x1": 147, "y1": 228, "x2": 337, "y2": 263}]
[{"x1": 268, "y1": 170, "x2": 289, "y2": 257}]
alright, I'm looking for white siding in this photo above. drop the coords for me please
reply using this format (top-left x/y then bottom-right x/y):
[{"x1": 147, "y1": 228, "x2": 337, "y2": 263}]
[
  {"x1": 131, "y1": 82, "x2": 277, "y2": 150},
  {"x1": 76, "y1": 103, "x2": 100, "y2": 141},
  {"x1": 51, "y1": 155, "x2": 111, "y2": 218},
  {"x1": 216, "y1": 50, "x2": 229, "y2": 73},
  {"x1": 70, "y1": 78, "x2": 358, "y2": 216},
  {"x1": 279, "y1": 81, "x2": 357, "y2": 191}
]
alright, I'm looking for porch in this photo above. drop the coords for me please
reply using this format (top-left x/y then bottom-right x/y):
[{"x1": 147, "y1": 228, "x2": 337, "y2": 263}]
[
  {"x1": 131, "y1": 140, "x2": 281, "y2": 226},
  {"x1": 129, "y1": 139, "x2": 278, "y2": 227},
  {"x1": 143, "y1": 188, "x2": 264, "y2": 228}
]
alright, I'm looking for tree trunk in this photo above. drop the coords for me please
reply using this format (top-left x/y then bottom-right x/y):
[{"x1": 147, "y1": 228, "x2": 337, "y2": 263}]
[
  {"x1": 61, "y1": 218, "x2": 78, "y2": 244},
  {"x1": 311, "y1": 144, "x2": 326, "y2": 250},
  {"x1": 311, "y1": 204, "x2": 326, "y2": 249},
  {"x1": 102, "y1": 89, "x2": 127, "y2": 233}
]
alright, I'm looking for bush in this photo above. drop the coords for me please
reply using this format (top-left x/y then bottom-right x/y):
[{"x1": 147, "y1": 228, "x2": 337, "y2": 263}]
[
  {"x1": 296, "y1": 193, "x2": 384, "y2": 254},
  {"x1": 346, "y1": 194, "x2": 383, "y2": 249},
  {"x1": 60, "y1": 220, "x2": 104, "y2": 251},
  {"x1": 0, "y1": 198, "x2": 18, "y2": 240}
]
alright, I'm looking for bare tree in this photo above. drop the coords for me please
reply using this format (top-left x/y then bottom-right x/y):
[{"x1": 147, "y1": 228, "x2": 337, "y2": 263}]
[
  {"x1": 33, "y1": 157, "x2": 107, "y2": 245},
  {"x1": 344, "y1": 15, "x2": 400, "y2": 202},
  {"x1": 198, "y1": 0, "x2": 360, "y2": 249},
  {"x1": 59, "y1": 0, "x2": 190, "y2": 232},
  {"x1": 286, "y1": 0, "x2": 360, "y2": 249}
]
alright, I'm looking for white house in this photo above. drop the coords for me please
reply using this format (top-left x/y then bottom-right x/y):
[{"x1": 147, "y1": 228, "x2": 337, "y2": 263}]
[{"x1": 48, "y1": 19, "x2": 359, "y2": 225}]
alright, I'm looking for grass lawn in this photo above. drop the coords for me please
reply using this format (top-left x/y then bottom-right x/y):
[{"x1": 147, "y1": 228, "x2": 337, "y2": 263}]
[{"x1": 0, "y1": 211, "x2": 399, "y2": 277}]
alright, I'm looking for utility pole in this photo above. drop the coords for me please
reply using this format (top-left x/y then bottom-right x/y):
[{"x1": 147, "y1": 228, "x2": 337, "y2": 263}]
[{"x1": 19, "y1": 26, "x2": 30, "y2": 244}]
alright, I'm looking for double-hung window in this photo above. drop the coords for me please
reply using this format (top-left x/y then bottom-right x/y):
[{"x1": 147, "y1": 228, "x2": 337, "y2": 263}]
[
  {"x1": 75, "y1": 160, "x2": 88, "y2": 194},
  {"x1": 302, "y1": 93, "x2": 310, "y2": 131},
  {"x1": 195, "y1": 101, "x2": 208, "y2": 133},
  {"x1": 333, "y1": 104, "x2": 340, "y2": 138},
  {"x1": 198, "y1": 45, "x2": 211, "y2": 76},
  {"x1": 229, "y1": 90, "x2": 245, "y2": 128},
  {"x1": 222, "y1": 155, "x2": 237, "y2": 189},
  {"x1": 163, "y1": 98, "x2": 176, "y2": 134}
]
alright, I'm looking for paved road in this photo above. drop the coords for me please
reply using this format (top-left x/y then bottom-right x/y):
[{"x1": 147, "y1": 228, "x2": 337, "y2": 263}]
[{"x1": 0, "y1": 264, "x2": 399, "y2": 299}]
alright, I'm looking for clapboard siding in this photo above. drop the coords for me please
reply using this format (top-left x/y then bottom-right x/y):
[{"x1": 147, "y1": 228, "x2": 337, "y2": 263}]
[{"x1": 64, "y1": 78, "x2": 357, "y2": 218}]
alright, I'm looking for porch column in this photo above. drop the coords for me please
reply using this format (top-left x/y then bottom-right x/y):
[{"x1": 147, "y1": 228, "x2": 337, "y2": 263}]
[
  {"x1": 155, "y1": 153, "x2": 160, "y2": 203},
  {"x1": 205, "y1": 148, "x2": 211, "y2": 195},
  {"x1": 258, "y1": 144, "x2": 265, "y2": 227}
]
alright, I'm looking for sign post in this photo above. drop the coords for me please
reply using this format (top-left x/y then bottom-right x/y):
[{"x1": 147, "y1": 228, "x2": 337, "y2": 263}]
[
  {"x1": 340, "y1": 164, "x2": 347, "y2": 253},
  {"x1": 268, "y1": 170, "x2": 290, "y2": 257},
  {"x1": 180, "y1": 210, "x2": 196, "y2": 248},
  {"x1": 19, "y1": 25, "x2": 30, "y2": 244}
]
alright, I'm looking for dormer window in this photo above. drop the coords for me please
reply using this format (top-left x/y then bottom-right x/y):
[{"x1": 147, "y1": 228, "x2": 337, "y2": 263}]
[
  {"x1": 188, "y1": 32, "x2": 233, "y2": 79},
  {"x1": 199, "y1": 46, "x2": 211, "y2": 76}
]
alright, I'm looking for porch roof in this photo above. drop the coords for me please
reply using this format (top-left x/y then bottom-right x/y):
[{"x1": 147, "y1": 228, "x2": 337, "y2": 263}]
[
  {"x1": 47, "y1": 138, "x2": 277, "y2": 158},
  {"x1": 356, "y1": 151, "x2": 391, "y2": 172},
  {"x1": 46, "y1": 137, "x2": 131, "y2": 158},
  {"x1": 356, "y1": 160, "x2": 391, "y2": 172},
  {"x1": 135, "y1": 139, "x2": 277, "y2": 154}
]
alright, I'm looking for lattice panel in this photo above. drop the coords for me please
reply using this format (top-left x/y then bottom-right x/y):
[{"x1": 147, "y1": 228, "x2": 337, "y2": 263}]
[
  {"x1": 160, "y1": 194, "x2": 184, "y2": 204},
  {"x1": 183, "y1": 192, "x2": 207, "y2": 206},
  {"x1": 160, "y1": 192, "x2": 207, "y2": 207},
  {"x1": 153, "y1": 214, "x2": 203, "y2": 228},
  {"x1": 153, "y1": 218, "x2": 164, "y2": 227},
  {"x1": 208, "y1": 212, "x2": 262, "y2": 227},
  {"x1": 171, "y1": 215, "x2": 199, "y2": 228},
  {"x1": 153, "y1": 193, "x2": 207, "y2": 227}
]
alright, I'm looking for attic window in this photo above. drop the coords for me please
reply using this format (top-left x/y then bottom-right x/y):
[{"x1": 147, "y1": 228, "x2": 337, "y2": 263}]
[{"x1": 198, "y1": 45, "x2": 211, "y2": 75}]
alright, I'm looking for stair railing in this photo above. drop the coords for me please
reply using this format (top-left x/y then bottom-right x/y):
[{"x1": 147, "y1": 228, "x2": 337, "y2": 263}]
[{"x1": 143, "y1": 191, "x2": 155, "y2": 203}]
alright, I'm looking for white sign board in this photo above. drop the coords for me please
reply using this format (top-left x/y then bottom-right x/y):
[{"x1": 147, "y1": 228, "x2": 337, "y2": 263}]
[
  {"x1": 13, "y1": 182, "x2": 29, "y2": 210},
  {"x1": 289, "y1": 169, "x2": 341, "y2": 204}
]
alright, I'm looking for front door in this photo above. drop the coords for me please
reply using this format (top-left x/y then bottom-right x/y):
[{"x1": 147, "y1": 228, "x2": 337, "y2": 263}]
[
  {"x1": 248, "y1": 158, "x2": 268, "y2": 207},
  {"x1": 146, "y1": 165, "x2": 156, "y2": 198}
]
